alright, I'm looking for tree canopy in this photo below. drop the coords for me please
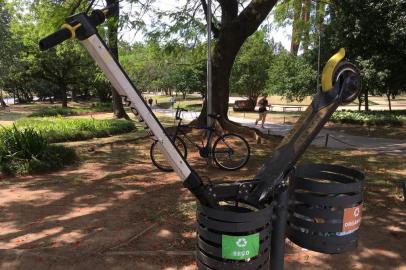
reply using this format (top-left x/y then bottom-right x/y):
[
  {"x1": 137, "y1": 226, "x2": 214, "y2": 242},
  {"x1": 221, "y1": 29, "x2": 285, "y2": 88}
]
[{"x1": 2, "y1": 0, "x2": 405, "y2": 115}]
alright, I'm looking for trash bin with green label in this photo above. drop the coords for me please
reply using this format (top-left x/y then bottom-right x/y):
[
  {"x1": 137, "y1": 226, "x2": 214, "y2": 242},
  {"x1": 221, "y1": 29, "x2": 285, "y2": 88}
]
[
  {"x1": 287, "y1": 163, "x2": 365, "y2": 254},
  {"x1": 196, "y1": 197, "x2": 273, "y2": 270}
]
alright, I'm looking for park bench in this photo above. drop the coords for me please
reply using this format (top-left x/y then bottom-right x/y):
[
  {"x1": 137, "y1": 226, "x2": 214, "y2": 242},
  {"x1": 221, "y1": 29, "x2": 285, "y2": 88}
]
[{"x1": 232, "y1": 99, "x2": 255, "y2": 112}]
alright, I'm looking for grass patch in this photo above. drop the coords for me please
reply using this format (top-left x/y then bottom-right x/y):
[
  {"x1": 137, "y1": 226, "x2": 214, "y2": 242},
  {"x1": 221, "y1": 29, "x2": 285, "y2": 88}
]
[
  {"x1": 331, "y1": 110, "x2": 406, "y2": 126},
  {"x1": 301, "y1": 146, "x2": 405, "y2": 197},
  {"x1": 0, "y1": 125, "x2": 77, "y2": 175},
  {"x1": 14, "y1": 117, "x2": 136, "y2": 143},
  {"x1": 29, "y1": 102, "x2": 113, "y2": 117},
  {"x1": 182, "y1": 103, "x2": 202, "y2": 112},
  {"x1": 251, "y1": 137, "x2": 404, "y2": 199}
]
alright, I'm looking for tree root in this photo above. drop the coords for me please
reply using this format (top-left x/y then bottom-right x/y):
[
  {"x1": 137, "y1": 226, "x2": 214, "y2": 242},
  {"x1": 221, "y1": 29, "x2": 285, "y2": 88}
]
[{"x1": 190, "y1": 117, "x2": 280, "y2": 144}]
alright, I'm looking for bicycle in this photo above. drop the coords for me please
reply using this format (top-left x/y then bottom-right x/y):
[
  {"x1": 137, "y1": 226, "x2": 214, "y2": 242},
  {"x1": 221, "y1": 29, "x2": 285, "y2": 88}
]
[{"x1": 150, "y1": 107, "x2": 250, "y2": 172}]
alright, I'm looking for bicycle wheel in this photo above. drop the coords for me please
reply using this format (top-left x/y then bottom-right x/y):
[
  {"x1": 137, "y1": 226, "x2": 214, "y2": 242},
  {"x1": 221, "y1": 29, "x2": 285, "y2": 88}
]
[
  {"x1": 213, "y1": 133, "x2": 250, "y2": 171},
  {"x1": 150, "y1": 135, "x2": 188, "y2": 172}
]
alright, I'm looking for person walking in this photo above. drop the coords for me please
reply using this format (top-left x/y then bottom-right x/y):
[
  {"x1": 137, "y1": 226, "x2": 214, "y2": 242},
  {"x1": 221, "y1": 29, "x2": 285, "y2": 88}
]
[
  {"x1": 255, "y1": 94, "x2": 270, "y2": 128},
  {"x1": 169, "y1": 96, "x2": 176, "y2": 108}
]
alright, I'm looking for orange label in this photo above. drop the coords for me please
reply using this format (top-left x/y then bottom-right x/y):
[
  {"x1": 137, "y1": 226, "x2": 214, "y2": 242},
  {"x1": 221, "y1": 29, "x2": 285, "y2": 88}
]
[{"x1": 342, "y1": 204, "x2": 362, "y2": 232}]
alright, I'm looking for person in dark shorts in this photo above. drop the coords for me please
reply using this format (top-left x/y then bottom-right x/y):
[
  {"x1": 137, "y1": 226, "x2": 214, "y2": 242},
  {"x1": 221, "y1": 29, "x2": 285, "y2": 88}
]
[{"x1": 255, "y1": 94, "x2": 270, "y2": 128}]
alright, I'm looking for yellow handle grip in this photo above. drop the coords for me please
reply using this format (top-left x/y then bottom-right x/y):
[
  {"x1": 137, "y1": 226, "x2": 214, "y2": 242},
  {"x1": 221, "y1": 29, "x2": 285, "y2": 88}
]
[{"x1": 321, "y1": 48, "x2": 346, "y2": 92}]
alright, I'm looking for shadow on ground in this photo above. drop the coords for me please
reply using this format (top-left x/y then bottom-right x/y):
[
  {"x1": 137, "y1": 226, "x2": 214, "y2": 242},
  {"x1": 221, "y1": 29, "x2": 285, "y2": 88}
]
[{"x1": 0, "y1": 137, "x2": 405, "y2": 269}]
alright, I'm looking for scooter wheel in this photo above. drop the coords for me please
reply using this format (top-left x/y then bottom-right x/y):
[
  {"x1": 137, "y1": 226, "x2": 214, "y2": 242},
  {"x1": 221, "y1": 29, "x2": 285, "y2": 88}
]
[{"x1": 333, "y1": 61, "x2": 362, "y2": 104}]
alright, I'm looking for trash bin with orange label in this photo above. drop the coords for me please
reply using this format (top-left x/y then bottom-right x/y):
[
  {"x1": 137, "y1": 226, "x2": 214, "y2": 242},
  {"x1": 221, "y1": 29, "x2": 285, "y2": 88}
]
[{"x1": 287, "y1": 164, "x2": 365, "y2": 254}]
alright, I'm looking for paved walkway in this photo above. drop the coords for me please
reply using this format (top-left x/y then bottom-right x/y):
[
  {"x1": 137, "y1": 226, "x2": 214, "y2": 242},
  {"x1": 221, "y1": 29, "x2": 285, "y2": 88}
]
[
  {"x1": 153, "y1": 106, "x2": 406, "y2": 156},
  {"x1": 229, "y1": 116, "x2": 406, "y2": 156}
]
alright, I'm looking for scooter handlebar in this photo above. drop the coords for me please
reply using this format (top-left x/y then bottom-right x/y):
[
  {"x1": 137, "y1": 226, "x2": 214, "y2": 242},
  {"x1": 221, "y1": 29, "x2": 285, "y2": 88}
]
[
  {"x1": 39, "y1": 28, "x2": 72, "y2": 51},
  {"x1": 39, "y1": 4, "x2": 117, "y2": 51}
]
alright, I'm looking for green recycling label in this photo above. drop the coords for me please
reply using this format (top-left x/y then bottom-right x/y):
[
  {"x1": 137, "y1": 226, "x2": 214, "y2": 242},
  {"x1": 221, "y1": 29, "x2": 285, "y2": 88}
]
[{"x1": 222, "y1": 233, "x2": 259, "y2": 260}]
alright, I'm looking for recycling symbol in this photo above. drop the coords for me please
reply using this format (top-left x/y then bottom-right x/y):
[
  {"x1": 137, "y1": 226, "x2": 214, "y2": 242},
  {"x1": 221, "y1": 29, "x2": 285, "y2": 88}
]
[
  {"x1": 236, "y1": 238, "x2": 248, "y2": 248},
  {"x1": 354, "y1": 207, "x2": 360, "y2": 217}
]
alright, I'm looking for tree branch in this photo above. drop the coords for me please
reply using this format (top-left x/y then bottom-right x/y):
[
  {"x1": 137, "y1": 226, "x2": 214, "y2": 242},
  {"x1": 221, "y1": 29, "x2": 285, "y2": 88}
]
[
  {"x1": 218, "y1": 0, "x2": 238, "y2": 23},
  {"x1": 69, "y1": 0, "x2": 84, "y2": 15},
  {"x1": 200, "y1": 0, "x2": 220, "y2": 38},
  {"x1": 235, "y1": 0, "x2": 278, "y2": 37}
]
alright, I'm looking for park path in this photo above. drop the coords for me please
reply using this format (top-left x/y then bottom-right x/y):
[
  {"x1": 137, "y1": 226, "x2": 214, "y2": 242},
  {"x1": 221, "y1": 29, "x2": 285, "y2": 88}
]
[
  {"x1": 230, "y1": 116, "x2": 406, "y2": 156},
  {"x1": 153, "y1": 107, "x2": 406, "y2": 156}
]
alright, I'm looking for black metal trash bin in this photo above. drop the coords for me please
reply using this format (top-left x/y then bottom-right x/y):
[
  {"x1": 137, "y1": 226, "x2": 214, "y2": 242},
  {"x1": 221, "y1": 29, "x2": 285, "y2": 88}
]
[
  {"x1": 196, "y1": 202, "x2": 273, "y2": 270},
  {"x1": 287, "y1": 164, "x2": 365, "y2": 254}
]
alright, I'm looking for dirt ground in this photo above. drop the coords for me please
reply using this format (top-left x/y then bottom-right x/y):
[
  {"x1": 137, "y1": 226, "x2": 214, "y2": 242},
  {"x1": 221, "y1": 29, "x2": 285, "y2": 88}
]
[{"x1": 0, "y1": 136, "x2": 405, "y2": 270}]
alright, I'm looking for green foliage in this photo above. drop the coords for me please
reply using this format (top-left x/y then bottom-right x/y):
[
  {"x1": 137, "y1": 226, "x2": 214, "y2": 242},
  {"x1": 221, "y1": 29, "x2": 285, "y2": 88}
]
[
  {"x1": 184, "y1": 103, "x2": 203, "y2": 112},
  {"x1": 27, "y1": 145, "x2": 77, "y2": 174},
  {"x1": 0, "y1": 125, "x2": 77, "y2": 175},
  {"x1": 14, "y1": 118, "x2": 136, "y2": 143},
  {"x1": 267, "y1": 51, "x2": 317, "y2": 101},
  {"x1": 231, "y1": 30, "x2": 274, "y2": 103},
  {"x1": 273, "y1": 0, "x2": 328, "y2": 53},
  {"x1": 2, "y1": 0, "x2": 109, "y2": 107},
  {"x1": 0, "y1": 125, "x2": 47, "y2": 161},
  {"x1": 331, "y1": 110, "x2": 406, "y2": 126},
  {"x1": 29, "y1": 103, "x2": 113, "y2": 117},
  {"x1": 0, "y1": 1, "x2": 20, "y2": 87},
  {"x1": 321, "y1": 0, "x2": 406, "y2": 96},
  {"x1": 120, "y1": 41, "x2": 206, "y2": 96},
  {"x1": 91, "y1": 102, "x2": 113, "y2": 112},
  {"x1": 30, "y1": 107, "x2": 82, "y2": 117},
  {"x1": 170, "y1": 64, "x2": 205, "y2": 98}
]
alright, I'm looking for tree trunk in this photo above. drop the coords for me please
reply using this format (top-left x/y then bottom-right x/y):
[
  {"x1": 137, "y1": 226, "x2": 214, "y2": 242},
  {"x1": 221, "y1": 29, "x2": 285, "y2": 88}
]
[
  {"x1": 196, "y1": 31, "x2": 246, "y2": 124},
  {"x1": 249, "y1": 95, "x2": 258, "y2": 111},
  {"x1": 195, "y1": 0, "x2": 278, "y2": 132},
  {"x1": 0, "y1": 96, "x2": 7, "y2": 107},
  {"x1": 106, "y1": 0, "x2": 130, "y2": 120},
  {"x1": 386, "y1": 93, "x2": 392, "y2": 111},
  {"x1": 315, "y1": 0, "x2": 326, "y2": 36},
  {"x1": 62, "y1": 88, "x2": 68, "y2": 108},
  {"x1": 358, "y1": 96, "x2": 362, "y2": 111},
  {"x1": 72, "y1": 88, "x2": 77, "y2": 102},
  {"x1": 290, "y1": 0, "x2": 302, "y2": 56},
  {"x1": 301, "y1": 0, "x2": 311, "y2": 52},
  {"x1": 364, "y1": 89, "x2": 369, "y2": 111}
]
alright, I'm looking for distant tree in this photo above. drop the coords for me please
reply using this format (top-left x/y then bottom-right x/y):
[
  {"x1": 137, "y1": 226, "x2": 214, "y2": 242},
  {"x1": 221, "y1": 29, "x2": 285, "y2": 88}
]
[
  {"x1": 267, "y1": 50, "x2": 317, "y2": 101},
  {"x1": 151, "y1": 0, "x2": 280, "y2": 130},
  {"x1": 273, "y1": 0, "x2": 329, "y2": 55},
  {"x1": 0, "y1": 1, "x2": 18, "y2": 106},
  {"x1": 106, "y1": 0, "x2": 130, "y2": 119},
  {"x1": 320, "y1": 0, "x2": 406, "y2": 111},
  {"x1": 120, "y1": 41, "x2": 206, "y2": 97},
  {"x1": 230, "y1": 30, "x2": 274, "y2": 109},
  {"x1": 4, "y1": 0, "x2": 98, "y2": 108},
  {"x1": 356, "y1": 57, "x2": 391, "y2": 111},
  {"x1": 171, "y1": 64, "x2": 206, "y2": 99}
]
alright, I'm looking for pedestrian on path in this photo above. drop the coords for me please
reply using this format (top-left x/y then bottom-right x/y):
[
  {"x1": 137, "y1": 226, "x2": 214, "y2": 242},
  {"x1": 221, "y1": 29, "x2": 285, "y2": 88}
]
[
  {"x1": 169, "y1": 96, "x2": 176, "y2": 108},
  {"x1": 255, "y1": 94, "x2": 270, "y2": 128}
]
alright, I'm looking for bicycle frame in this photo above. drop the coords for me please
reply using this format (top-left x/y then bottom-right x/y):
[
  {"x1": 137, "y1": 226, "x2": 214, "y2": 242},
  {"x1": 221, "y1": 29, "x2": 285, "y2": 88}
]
[{"x1": 172, "y1": 109, "x2": 221, "y2": 156}]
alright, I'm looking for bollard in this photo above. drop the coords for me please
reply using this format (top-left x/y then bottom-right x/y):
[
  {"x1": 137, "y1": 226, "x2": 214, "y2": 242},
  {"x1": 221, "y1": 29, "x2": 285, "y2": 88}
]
[{"x1": 325, "y1": 133, "x2": 330, "y2": 148}]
